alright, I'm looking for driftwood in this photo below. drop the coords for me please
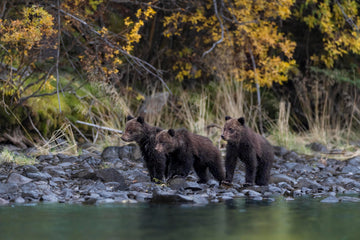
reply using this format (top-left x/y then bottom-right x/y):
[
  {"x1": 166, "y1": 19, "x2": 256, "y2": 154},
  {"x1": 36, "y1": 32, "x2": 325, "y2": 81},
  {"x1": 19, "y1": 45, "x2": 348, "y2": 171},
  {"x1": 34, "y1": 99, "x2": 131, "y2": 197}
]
[{"x1": 75, "y1": 121, "x2": 123, "y2": 134}]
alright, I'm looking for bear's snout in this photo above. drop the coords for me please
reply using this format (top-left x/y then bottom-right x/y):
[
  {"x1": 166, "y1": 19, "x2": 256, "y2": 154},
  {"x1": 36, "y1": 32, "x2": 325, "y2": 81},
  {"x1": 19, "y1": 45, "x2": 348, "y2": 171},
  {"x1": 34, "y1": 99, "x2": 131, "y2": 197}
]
[
  {"x1": 155, "y1": 144, "x2": 162, "y2": 152},
  {"x1": 221, "y1": 134, "x2": 226, "y2": 140}
]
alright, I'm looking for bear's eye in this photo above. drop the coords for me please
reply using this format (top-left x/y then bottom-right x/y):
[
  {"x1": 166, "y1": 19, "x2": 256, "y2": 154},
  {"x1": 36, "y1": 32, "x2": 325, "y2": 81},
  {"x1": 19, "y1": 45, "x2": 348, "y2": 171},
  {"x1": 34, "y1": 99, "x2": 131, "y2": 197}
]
[{"x1": 228, "y1": 128, "x2": 233, "y2": 132}]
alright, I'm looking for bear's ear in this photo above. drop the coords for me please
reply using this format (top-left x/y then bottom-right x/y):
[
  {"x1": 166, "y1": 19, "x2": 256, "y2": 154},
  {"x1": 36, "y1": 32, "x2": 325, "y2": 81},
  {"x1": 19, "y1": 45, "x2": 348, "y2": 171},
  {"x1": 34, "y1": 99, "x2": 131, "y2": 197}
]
[
  {"x1": 168, "y1": 129, "x2": 175, "y2": 137},
  {"x1": 238, "y1": 117, "x2": 245, "y2": 125},
  {"x1": 126, "y1": 115, "x2": 134, "y2": 121},
  {"x1": 137, "y1": 116, "x2": 145, "y2": 124},
  {"x1": 225, "y1": 116, "x2": 231, "y2": 121}
]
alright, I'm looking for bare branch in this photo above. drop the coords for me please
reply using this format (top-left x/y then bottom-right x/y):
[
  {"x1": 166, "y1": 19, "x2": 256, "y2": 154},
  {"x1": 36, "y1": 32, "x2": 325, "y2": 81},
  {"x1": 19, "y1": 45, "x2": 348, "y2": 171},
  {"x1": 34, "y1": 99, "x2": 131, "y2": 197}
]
[
  {"x1": 50, "y1": 4, "x2": 172, "y2": 94},
  {"x1": 16, "y1": 80, "x2": 72, "y2": 107},
  {"x1": 28, "y1": 114, "x2": 47, "y2": 143},
  {"x1": 335, "y1": 0, "x2": 359, "y2": 32},
  {"x1": 0, "y1": 0, "x2": 7, "y2": 18},
  {"x1": 202, "y1": 0, "x2": 224, "y2": 57},
  {"x1": 75, "y1": 120, "x2": 123, "y2": 134},
  {"x1": 248, "y1": 46, "x2": 263, "y2": 135},
  {"x1": 65, "y1": 117, "x2": 91, "y2": 143},
  {"x1": 56, "y1": 0, "x2": 62, "y2": 112},
  {"x1": 109, "y1": 0, "x2": 183, "y2": 12}
]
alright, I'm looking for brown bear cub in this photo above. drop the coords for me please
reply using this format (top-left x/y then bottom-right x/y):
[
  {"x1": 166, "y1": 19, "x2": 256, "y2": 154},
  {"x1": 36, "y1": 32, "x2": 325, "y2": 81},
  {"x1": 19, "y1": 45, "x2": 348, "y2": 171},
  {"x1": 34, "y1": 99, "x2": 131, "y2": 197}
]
[
  {"x1": 121, "y1": 116, "x2": 167, "y2": 182},
  {"x1": 155, "y1": 128, "x2": 225, "y2": 184},
  {"x1": 221, "y1": 116, "x2": 273, "y2": 186}
]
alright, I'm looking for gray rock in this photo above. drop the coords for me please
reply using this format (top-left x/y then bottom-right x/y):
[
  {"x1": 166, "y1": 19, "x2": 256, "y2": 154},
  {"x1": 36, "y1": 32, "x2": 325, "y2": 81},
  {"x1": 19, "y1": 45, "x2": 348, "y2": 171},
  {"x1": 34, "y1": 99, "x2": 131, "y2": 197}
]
[
  {"x1": 301, "y1": 187, "x2": 312, "y2": 194},
  {"x1": 43, "y1": 166, "x2": 66, "y2": 177},
  {"x1": 341, "y1": 165, "x2": 360, "y2": 175},
  {"x1": 278, "y1": 182, "x2": 294, "y2": 190},
  {"x1": 268, "y1": 185, "x2": 283, "y2": 194},
  {"x1": 82, "y1": 196, "x2": 97, "y2": 205},
  {"x1": 168, "y1": 177, "x2": 188, "y2": 190},
  {"x1": 273, "y1": 146, "x2": 288, "y2": 157},
  {"x1": 125, "y1": 169, "x2": 150, "y2": 183},
  {"x1": 104, "y1": 182, "x2": 126, "y2": 191},
  {"x1": 347, "y1": 156, "x2": 360, "y2": 166},
  {"x1": 185, "y1": 181, "x2": 203, "y2": 191},
  {"x1": 58, "y1": 162, "x2": 73, "y2": 168},
  {"x1": 283, "y1": 151, "x2": 300, "y2": 161},
  {"x1": 283, "y1": 162, "x2": 298, "y2": 170},
  {"x1": 134, "y1": 192, "x2": 152, "y2": 202},
  {"x1": 333, "y1": 185, "x2": 346, "y2": 193},
  {"x1": 15, "y1": 197, "x2": 25, "y2": 204},
  {"x1": 0, "y1": 174, "x2": 7, "y2": 181},
  {"x1": 0, "y1": 197, "x2": 9, "y2": 205},
  {"x1": 41, "y1": 193, "x2": 58, "y2": 202},
  {"x1": 271, "y1": 174, "x2": 297, "y2": 185},
  {"x1": 95, "y1": 168, "x2": 127, "y2": 185},
  {"x1": 21, "y1": 182, "x2": 41, "y2": 199},
  {"x1": 101, "y1": 146, "x2": 123, "y2": 162},
  {"x1": 293, "y1": 164, "x2": 316, "y2": 174},
  {"x1": 128, "y1": 182, "x2": 153, "y2": 192},
  {"x1": 321, "y1": 196, "x2": 339, "y2": 203},
  {"x1": 295, "y1": 177, "x2": 322, "y2": 190},
  {"x1": 339, "y1": 196, "x2": 360, "y2": 202},
  {"x1": 26, "y1": 172, "x2": 52, "y2": 181},
  {"x1": 22, "y1": 165, "x2": 39, "y2": 173},
  {"x1": 306, "y1": 142, "x2": 328, "y2": 153},
  {"x1": 7, "y1": 173, "x2": 32, "y2": 185},
  {"x1": 242, "y1": 189, "x2": 262, "y2": 197},
  {"x1": 36, "y1": 154, "x2": 55, "y2": 162},
  {"x1": 80, "y1": 155, "x2": 102, "y2": 166},
  {"x1": 252, "y1": 196, "x2": 263, "y2": 201},
  {"x1": 337, "y1": 177, "x2": 360, "y2": 188},
  {"x1": 151, "y1": 189, "x2": 194, "y2": 203},
  {"x1": 61, "y1": 188, "x2": 73, "y2": 200},
  {"x1": 0, "y1": 182, "x2": 18, "y2": 194},
  {"x1": 292, "y1": 189, "x2": 303, "y2": 197},
  {"x1": 97, "y1": 198, "x2": 116, "y2": 204},
  {"x1": 102, "y1": 144, "x2": 142, "y2": 163},
  {"x1": 82, "y1": 168, "x2": 128, "y2": 190},
  {"x1": 220, "y1": 192, "x2": 235, "y2": 200},
  {"x1": 207, "y1": 179, "x2": 219, "y2": 187},
  {"x1": 192, "y1": 195, "x2": 209, "y2": 205},
  {"x1": 57, "y1": 154, "x2": 78, "y2": 163},
  {"x1": 52, "y1": 177, "x2": 68, "y2": 183}
]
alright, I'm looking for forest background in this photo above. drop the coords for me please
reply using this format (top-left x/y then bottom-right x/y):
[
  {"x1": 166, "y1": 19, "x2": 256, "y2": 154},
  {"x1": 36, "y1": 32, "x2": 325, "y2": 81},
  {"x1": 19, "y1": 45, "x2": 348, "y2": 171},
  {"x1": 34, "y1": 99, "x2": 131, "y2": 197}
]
[{"x1": 0, "y1": 0, "x2": 359, "y2": 156}]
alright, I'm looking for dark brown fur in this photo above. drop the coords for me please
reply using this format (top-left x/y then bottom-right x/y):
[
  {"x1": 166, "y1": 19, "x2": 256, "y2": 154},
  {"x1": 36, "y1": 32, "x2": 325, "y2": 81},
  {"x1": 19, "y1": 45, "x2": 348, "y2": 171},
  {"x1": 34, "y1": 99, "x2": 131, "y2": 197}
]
[
  {"x1": 221, "y1": 116, "x2": 273, "y2": 186},
  {"x1": 121, "y1": 116, "x2": 167, "y2": 182},
  {"x1": 155, "y1": 128, "x2": 225, "y2": 184}
]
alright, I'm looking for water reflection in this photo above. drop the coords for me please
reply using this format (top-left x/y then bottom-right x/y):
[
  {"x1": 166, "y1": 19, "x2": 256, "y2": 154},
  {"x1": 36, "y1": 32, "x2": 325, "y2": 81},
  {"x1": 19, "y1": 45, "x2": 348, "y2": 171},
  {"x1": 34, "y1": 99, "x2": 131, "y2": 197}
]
[{"x1": 0, "y1": 198, "x2": 360, "y2": 240}]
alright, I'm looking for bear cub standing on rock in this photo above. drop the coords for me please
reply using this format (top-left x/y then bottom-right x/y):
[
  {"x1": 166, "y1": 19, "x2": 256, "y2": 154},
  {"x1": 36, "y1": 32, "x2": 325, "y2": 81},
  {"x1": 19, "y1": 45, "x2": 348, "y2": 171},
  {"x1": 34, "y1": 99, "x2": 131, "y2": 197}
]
[
  {"x1": 221, "y1": 116, "x2": 274, "y2": 186},
  {"x1": 155, "y1": 128, "x2": 225, "y2": 184},
  {"x1": 121, "y1": 116, "x2": 167, "y2": 182}
]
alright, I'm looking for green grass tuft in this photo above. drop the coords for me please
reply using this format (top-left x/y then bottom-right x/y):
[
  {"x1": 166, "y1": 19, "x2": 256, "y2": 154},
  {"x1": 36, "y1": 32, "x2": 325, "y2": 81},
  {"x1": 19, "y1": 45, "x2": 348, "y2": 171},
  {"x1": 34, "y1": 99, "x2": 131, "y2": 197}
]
[{"x1": 0, "y1": 148, "x2": 36, "y2": 165}]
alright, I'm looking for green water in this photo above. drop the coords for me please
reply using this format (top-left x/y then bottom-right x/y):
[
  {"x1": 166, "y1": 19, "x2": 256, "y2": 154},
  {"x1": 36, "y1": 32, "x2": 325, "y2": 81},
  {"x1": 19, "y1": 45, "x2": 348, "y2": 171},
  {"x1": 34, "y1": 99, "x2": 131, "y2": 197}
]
[{"x1": 0, "y1": 198, "x2": 359, "y2": 240}]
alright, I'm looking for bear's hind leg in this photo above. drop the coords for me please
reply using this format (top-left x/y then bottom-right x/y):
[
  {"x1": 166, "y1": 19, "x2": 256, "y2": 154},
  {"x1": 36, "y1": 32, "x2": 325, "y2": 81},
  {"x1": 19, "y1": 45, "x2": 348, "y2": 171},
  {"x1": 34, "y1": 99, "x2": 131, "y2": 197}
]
[
  {"x1": 208, "y1": 160, "x2": 225, "y2": 183},
  {"x1": 193, "y1": 160, "x2": 209, "y2": 183},
  {"x1": 243, "y1": 152, "x2": 257, "y2": 186},
  {"x1": 255, "y1": 157, "x2": 271, "y2": 186}
]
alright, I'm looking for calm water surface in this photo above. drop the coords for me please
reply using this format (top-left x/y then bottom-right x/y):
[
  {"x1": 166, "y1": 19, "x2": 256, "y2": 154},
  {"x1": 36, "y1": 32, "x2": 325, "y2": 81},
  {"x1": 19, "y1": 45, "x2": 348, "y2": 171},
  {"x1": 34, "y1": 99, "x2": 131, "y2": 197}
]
[{"x1": 1, "y1": 198, "x2": 359, "y2": 240}]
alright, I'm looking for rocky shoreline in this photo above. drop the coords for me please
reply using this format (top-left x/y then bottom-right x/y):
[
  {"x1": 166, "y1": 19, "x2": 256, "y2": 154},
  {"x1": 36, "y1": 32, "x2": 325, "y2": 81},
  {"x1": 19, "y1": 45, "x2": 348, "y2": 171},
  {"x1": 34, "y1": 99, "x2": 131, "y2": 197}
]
[{"x1": 1, "y1": 143, "x2": 360, "y2": 206}]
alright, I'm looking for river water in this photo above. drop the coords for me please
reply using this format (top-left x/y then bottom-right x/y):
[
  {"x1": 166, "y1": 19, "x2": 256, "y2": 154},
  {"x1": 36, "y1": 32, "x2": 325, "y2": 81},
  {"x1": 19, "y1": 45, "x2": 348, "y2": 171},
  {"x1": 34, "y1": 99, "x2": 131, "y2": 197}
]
[{"x1": 1, "y1": 197, "x2": 359, "y2": 240}]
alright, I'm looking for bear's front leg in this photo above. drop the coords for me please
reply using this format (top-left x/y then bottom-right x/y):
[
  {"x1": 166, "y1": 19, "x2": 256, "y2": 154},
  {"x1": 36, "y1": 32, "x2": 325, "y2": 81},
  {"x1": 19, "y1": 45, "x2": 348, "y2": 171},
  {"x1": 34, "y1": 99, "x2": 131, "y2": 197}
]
[
  {"x1": 224, "y1": 147, "x2": 238, "y2": 183},
  {"x1": 153, "y1": 160, "x2": 166, "y2": 183}
]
